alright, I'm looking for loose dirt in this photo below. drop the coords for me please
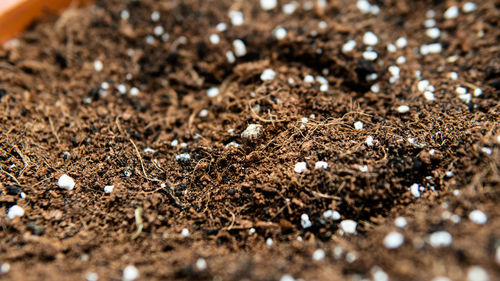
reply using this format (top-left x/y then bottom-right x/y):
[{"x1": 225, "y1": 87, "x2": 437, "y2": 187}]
[{"x1": 1, "y1": 1, "x2": 499, "y2": 280}]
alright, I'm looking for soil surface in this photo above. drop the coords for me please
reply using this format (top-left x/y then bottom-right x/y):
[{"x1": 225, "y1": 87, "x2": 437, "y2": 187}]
[{"x1": 1, "y1": 0, "x2": 499, "y2": 280}]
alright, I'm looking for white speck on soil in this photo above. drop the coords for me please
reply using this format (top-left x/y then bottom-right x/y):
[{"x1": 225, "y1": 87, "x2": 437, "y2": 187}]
[
  {"x1": 266, "y1": 237, "x2": 273, "y2": 246},
  {"x1": 410, "y1": 183, "x2": 420, "y2": 198},
  {"x1": 260, "y1": 0, "x2": 277, "y2": 10},
  {"x1": 0, "y1": 263, "x2": 10, "y2": 274},
  {"x1": 233, "y1": 39, "x2": 247, "y2": 57},
  {"x1": 467, "y1": 266, "x2": 489, "y2": 281},
  {"x1": 365, "y1": 136, "x2": 374, "y2": 146},
  {"x1": 481, "y1": 147, "x2": 492, "y2": 155},
  {"x1": 362, "y1": 50, "x2": 378, "y2": 61},
  {"x1": 463, "y1": 2, "x2": 477, "y2": 13},
  {"x1": 248, "y1": 228, "x2": 256, "y2": 235},
  {"x1": 273, "y1": 27, "x2": 287, "y2": 40},
  {"x1": 104, "y1": 185, "x2": 114, "y2": 194},
  {"x1": 209, "y1": 34, "x2": 220, "y2": 44},
  {"x1": 323, "y1": 210, "x2": 341, "y2": 220},
  {"x1": 359, "y1": 165, "x2": 369, "y2": 172},
  {"x1": 294, "y1": 162, "x2": 308, "y2": 173},
  {"x1": 93, "y1": 60, "x2": 103, "y2": 72},
  {"x1": 241, "y1": 124, "x2": 263, "y2": 139},
  {"x1": 444, "y1": 6, "x2": 459, "y2": 19},
  {"x1": 396, "y1": 37, "x2": 407, "y2": 48},
  {"x1": 260, "y1": 69, "x2": 276, "y2": 81},
  {"x1": 282, "y1": 3, "x2": 297, "y2": 14},
  {"x1": 342, "y1": 40, "x2": 356, "y2": 54},
  {"x1": 301, "y1": 214, "x2": 312, "y2": 228},
  {"x1": 85, "y1": 272, "x2": 98, "y2": 281},
  {"x1": 280, "y1": 274, "x2": 295, "y2": 281},
  {"x1": 354, "y1": 121, "x2": 364, "y2": 130},
  {"x1": 123, "y1": 265, "x2": 139, "y2": 281},
  {"x1": 58, "y1": 174, "x2": 75, "y2": 190},
  {"x1": 383, "y1": 232, "x2": 404, "y2": 249},
  {"x1": 229, "y1": 10, "x2": 244, "y2": 26},
  {"x1": 176, "y1": 154, "x2": 191, "y2": 162},
  {"x1": 395, "y1": 217, "x2": 407, "y2": 228},
  {"x1": 207, "y1": 87, "x2": 219, "y2": 97},
  {"x1": 315, "y1": 161, "x2": 328, "y2": 169},
  {"x1": 313, "y1": 249, "x2": 326, "y2": 261},
  {"x1": 397, "y1": 105, "x2": 410, "y2": 113},
  {"x1": 363, "y1": 31, "x2": 378, "y2": 46},
  {"x1": 429, "y1": 231, "x2": 453, "y2": 247},
  {"x1": 426, "y1": 27, "x2": 441, "y2": 39},
  {"x1": 151, "y1": 11, "x2": 160, "y2": 22},
  {"x1": 196, "y1": 258, "x2": 207, "y2": 271},
  {"x1": 198, "y1": 109, "x2": 209, "y2": 118},
  {"x1": 181, "y1": 228, "x2": 190, "y2": 237},
  {"x1": 226, "y1": 50, "x2": 236, "y2": 64},
  {"x1": 469, "y1": 210, "x2": 487, "y2": 225},
  {"x1": 7, "y1": 205, "x2": 24, "y2": 219},
  {"x1": 340, "y1": 220, "x2": 357, "y2": 234},
  {"x1": 387, "y1": 43, "x2": 397, "y2": 53},
  {"x1": 216, "y1": 22, "x2": 227, "y2": 32}
]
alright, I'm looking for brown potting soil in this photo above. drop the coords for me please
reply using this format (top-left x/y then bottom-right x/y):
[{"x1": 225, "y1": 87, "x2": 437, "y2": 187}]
[{"x1": 1, "y1": 0, "x2": 499, "y2": 280}]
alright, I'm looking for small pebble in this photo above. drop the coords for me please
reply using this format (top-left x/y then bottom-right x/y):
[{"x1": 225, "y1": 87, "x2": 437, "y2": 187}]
[
  {"x1": 359, "y1": 165, "x2": 369, "y2": 172},
  {"x1": 294, "y1": 162, "x2": 308, "y2": 173},
  {"x1": 153, "y1": 26, "x2": 164, "y2": 36},
  {"x1": 420, "y1": 43, "x2": 442, "y2": 55},
  {"x1": 354, "y1": 121, "x2": 363, "y2": 130},
  {"x1": 340, "y1": 220, "x2": 357, "y2": 234},
  {"x1": 383, "y1": 232, "x2": 404, "y2": 249},
  {"x1": 58, "y1": 174, "x2": 75, "y2": 190},
  {"x1": 468, "y1": 210, "x2": 487, "y2": 225},
  {"x1": 473, "y1": 88, "x2": 482, "y2": 97},
  {"x1": 7, "y1": 205, "x2": 24, "y2": 219},
  {"x1": 456, "y1": 86, "x2": 468, "y2": 95},
  {"x1": 176, "y1": 154, "x2": 191, "y2": 162},
  {"x1": 248, "y1": 228, "x2": 256, "y2": 235},
  {"x1": 120, "y1": 10, "x2": 130, "y2": 20},
  {"x1": 356, "y1": 0, "x2": 371, "y2": 14},
  {"x1": 396, "y1": 56, "x2": 406, "y2": 64},
  {"x1": 181, "y1": 228, "x2": 190, "y2": 237},
  {"x1": 429, "y1": 231, "x2": 453, "y2": 247}
]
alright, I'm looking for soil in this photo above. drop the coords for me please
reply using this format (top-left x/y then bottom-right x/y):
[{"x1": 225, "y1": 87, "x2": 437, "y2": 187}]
[{"x1": 1, "y1": 0, "x2": 499, "y2": 280}]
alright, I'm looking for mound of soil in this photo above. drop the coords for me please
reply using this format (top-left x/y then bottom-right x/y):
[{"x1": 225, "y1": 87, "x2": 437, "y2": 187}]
[{"x1": 1, "y1": 0, "x2": 499, "y2": 280}]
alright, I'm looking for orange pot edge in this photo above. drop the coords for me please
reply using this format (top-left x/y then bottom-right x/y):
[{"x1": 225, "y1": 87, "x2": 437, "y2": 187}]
[{"x1": 0, "y1": 0, "x2": 95, "y2": 45}]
